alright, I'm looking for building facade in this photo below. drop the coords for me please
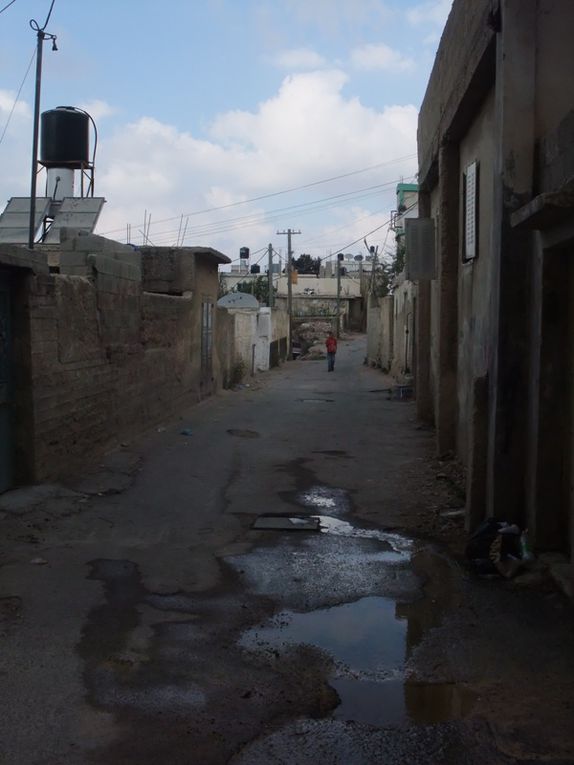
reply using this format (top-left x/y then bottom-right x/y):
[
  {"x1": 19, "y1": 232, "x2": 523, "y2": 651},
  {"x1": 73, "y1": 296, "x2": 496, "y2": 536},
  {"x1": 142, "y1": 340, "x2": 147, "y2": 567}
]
[{"x1": 414, "y1": 0, "x2": 574, "y2": 572}]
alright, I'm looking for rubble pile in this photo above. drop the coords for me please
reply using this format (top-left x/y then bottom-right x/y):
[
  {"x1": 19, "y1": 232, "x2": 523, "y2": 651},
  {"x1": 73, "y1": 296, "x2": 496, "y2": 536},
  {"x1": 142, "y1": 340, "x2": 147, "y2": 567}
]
[{"x1": 293, "y1": 321, "x2": 332, "y2": 359}]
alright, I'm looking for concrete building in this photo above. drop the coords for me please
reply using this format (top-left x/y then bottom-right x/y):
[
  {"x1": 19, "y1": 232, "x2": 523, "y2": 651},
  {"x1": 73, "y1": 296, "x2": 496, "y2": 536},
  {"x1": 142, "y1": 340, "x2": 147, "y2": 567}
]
[
  {"x1": 0, "y1": 232, "x2": 231, "y2": 490},
  {"x1": 216, "y1": 293, "x2": 290, "y2": 376},
  {"x1": 414, "y1": 0, "x2": 574, "y2": 574}
]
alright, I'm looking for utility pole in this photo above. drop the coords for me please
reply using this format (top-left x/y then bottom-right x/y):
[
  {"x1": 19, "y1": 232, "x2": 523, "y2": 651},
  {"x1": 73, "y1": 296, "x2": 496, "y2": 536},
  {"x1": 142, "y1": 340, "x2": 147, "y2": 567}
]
[
  {"x1": 277, "y1": 229, "x2": 301, "y2": 355},
  {"x1": 28, "y1": 2, "x2": 58, "y2": 249},
  {"x1": 267, "y1": 242, "x2": 274, "y2": 307},
  {"x1": 336, "y1": 253, "x2": 343, "y2": 338}
]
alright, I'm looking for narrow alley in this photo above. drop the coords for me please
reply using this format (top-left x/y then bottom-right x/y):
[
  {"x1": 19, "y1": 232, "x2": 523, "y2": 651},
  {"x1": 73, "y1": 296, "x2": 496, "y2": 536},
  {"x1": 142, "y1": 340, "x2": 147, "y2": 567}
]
[{"x1": 1, "y1": 335, "x2": 573, "y2": 765}]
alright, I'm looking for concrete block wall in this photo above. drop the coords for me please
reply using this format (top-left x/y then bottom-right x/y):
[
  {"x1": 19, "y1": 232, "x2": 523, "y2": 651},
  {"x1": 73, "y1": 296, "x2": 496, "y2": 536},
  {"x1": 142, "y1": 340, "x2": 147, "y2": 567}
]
[
  {"x1": 366, "y1": 296, "x2": 393, "y2": 371},
  {"x1": 391, "y1": 279, "x2": 416, "y2": 380},
  {"x1": 141, "y1": 247, "x2": 195, "y2": 295},
  {"x1": 214, "y1": 308, "x2": 236, "y2": 388},
  {"x1": 17, "y1": 242, "x2": 225, "y2": 482},
  {"x1": 271, "y1": 306, "x2": 289, "y2": 344}
]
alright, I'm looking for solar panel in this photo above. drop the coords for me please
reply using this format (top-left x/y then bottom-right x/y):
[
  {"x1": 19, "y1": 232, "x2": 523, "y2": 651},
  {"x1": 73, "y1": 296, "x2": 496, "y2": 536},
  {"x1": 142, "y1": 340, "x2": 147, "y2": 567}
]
[
  {"x1": 0, "y1": 197, "x2": 51, "y2": 244},
  {"x1": 43, "y1": 197, "x2": 105, "y2": 243}
]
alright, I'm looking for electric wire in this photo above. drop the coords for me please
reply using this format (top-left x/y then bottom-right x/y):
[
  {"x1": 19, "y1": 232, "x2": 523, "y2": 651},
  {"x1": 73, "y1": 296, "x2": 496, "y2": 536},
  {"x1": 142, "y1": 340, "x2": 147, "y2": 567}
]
[
  {"x1": 0, "y1": 48, "x2": 35, "y2": 147},
  {"x1": 127, "y1": 178, "x2": 407, "y2": 246},
  {"x1": 0, "y1": 0, "x2": 17, "y2": 15},
  {"x1": 317, "y1": 199, "x2": 419, "y2": 261},
  {"x1": 100, "y1": 153, "x2": 417, "y2": 237}
]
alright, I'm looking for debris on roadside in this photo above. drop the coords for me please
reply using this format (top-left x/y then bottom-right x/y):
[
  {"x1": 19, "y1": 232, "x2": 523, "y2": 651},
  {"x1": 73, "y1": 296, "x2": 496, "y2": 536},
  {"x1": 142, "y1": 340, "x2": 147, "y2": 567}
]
[
  {"x1": 465, "y1": 518, "x2": 534, "y2": 578},
  {"x1": 30, "y1": 557, "x2": 48, "y2": 566},
  {"x1": 179, "y1": 428, "x2": 193, "y2": 437}
]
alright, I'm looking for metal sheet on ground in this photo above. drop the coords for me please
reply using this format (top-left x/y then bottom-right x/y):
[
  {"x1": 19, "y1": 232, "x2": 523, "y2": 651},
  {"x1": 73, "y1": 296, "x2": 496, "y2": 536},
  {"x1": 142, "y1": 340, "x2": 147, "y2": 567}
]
[{"x1": 252, "y1": 515, "x2": 320, "y2": 531}]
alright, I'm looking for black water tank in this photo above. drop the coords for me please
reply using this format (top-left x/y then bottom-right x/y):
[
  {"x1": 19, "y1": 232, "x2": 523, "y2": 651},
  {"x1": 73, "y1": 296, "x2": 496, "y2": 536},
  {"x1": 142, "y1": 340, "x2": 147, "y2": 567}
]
[
  {"x1": 40, "y1": 107, "x2": 89, "y2": 168},
  {"x1": 239, "y1": 247, "x2": 250, "y2": 259},
  {"x1": 250, "y1": 264, "x2": 260, "y2": 274}
]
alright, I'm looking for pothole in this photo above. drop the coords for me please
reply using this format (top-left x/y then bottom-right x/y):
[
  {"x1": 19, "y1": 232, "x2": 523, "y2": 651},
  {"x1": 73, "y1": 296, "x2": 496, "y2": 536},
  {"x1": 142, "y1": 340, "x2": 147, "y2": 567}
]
[
  {"x1": 226, "y1": 429, "x2": 260, "y2": 439},
  {"x1": 298, "y1": 398, "x2": 334, "y2": 404}
]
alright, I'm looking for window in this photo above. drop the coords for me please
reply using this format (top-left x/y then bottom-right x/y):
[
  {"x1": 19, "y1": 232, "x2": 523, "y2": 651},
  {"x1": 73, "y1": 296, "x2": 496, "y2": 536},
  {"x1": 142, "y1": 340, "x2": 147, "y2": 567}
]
[{"x1": 462, "y1": 160, "x2": 479, "y2": 262}]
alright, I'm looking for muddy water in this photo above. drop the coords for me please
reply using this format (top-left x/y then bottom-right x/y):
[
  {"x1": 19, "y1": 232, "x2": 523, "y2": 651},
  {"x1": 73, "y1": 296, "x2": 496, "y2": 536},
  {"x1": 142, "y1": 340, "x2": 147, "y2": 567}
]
[{"x1": 235, "y1": 479, "x2": 475, "y2": 728}]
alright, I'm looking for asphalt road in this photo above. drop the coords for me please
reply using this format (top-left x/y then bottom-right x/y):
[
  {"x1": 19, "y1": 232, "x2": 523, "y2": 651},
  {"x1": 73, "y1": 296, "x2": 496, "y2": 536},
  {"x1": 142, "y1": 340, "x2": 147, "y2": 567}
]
[{"x1": 1, "y1": 335, "x2": 573, "y2": 764}]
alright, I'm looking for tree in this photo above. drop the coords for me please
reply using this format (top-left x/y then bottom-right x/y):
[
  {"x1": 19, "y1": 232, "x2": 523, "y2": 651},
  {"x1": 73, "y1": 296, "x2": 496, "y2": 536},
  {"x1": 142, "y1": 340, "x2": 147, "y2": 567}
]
[
  {"x1": 369, "y1": 259, "x2": 393, "y2": 298},
  {"x1": 292, "y1": 253, "x2": 320, "y2": 275},
  {"x1": 235, "y1": 275, "x2": 275, "y2": 305}
]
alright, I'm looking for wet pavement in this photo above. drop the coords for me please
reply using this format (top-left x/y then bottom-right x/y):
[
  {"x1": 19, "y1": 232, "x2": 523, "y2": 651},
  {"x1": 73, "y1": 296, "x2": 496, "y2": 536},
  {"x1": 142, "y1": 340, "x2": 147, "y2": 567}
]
[{"x1": 1, "y1": 335, "x2": 574, "y2": 764}]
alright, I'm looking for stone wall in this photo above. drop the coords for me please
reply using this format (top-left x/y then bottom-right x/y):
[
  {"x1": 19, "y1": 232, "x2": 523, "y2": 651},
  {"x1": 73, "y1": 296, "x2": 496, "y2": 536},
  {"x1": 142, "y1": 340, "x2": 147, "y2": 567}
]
[{"x1": 8, "y1": 235, "x2": 228, "y2": 482}]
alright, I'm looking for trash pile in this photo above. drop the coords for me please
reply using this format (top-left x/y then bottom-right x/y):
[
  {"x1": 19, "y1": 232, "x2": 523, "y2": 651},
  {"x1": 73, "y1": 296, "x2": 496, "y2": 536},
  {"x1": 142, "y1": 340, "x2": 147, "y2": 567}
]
[{"x1": 465, "y1": 518, "x2": 534, "y2": 578}]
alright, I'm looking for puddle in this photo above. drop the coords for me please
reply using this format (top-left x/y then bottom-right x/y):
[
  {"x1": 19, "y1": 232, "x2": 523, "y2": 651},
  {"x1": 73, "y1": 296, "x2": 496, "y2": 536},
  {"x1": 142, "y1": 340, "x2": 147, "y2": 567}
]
[
  {"x1": 240, "y1": 595, "x2": 475, "y2": 727},
  {"x1": 331, "y1": 677, "x2": 476, "y2": 727},
  {"x1": 240, "y1": 597, "x2": 406, "y2": 679}
]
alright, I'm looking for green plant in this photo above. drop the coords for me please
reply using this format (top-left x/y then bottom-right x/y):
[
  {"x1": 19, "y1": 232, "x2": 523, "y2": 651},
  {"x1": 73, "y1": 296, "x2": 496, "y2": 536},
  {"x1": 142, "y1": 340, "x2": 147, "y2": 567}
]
[{"x1": 236, "y1": 275, "x2": 275, "y2": 304}]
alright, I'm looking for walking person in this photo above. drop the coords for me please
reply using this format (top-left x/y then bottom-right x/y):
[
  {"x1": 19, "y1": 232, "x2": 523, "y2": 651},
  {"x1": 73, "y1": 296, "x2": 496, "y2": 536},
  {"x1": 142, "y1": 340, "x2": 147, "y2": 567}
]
[{"x1": 325, "y1": 330, "x2": 337, "y2": 372}]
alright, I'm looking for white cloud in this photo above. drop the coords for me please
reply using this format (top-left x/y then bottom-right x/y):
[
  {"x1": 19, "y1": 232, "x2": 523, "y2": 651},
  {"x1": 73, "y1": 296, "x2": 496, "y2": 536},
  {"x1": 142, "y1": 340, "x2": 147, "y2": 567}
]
[
  {"x1": 77, "y1": 100, "x2": 117, "y2": 121},
  {"x1": 0, "y1": 89, "x2": 32, "y2": 198},
  {"x1": 407, "y1": 0, "x2": 453, "y2": 26},
  {"x1": 272, "y1": 48, "x2": 327, "y2": 70},
  {"x1": 0, "y1": 71, "x2": 418, "y2": 258},
  {"x1": 350, "y1": 43, "x2": 415, "y2": 72},
  {"x1": 0, "y1": 89, "x2": 30, "y2": 120}
]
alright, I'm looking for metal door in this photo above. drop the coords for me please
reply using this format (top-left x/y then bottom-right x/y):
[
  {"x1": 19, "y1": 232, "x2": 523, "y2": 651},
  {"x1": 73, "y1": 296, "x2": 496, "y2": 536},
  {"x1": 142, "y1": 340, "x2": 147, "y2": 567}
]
[
  {"x1": 0, "y1": 273, "x2": 12, "y2": 492},
  {"x1": 201, "y1": 300, "x2": 214, "y2": 389}
]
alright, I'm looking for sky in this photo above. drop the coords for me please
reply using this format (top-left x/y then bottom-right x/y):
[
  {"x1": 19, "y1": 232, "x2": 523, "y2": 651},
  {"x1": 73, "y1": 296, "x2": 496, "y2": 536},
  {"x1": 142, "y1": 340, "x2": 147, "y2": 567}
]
[{"x1": 0, "y1": 0, "x2": 452, "y2": 267}]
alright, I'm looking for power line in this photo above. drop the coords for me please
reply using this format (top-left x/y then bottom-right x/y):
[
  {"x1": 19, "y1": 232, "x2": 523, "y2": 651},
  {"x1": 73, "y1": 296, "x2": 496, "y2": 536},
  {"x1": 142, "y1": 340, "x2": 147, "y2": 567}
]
[
  {"x1": 99, "y1": 153, "x2": 417, "y2": 237},
  {"x1": 0, "y1": 0, "x2": 17, "y2": 15},
  {"x1": 318, "y1": 199, "x2": 419, "y2": 261},
  {"x1": 0, "y1": 48, "x2": 35, "y2": 147},
  {"x1": 124, "y1": 178, "x2": 406, "y2": 246}
]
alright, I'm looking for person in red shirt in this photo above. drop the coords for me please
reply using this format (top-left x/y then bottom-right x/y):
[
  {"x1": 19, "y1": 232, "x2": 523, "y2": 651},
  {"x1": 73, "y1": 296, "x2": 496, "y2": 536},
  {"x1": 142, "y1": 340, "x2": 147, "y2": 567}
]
[{"x1": 325, "y1": 330, "x2": 337, "y2": 372}]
